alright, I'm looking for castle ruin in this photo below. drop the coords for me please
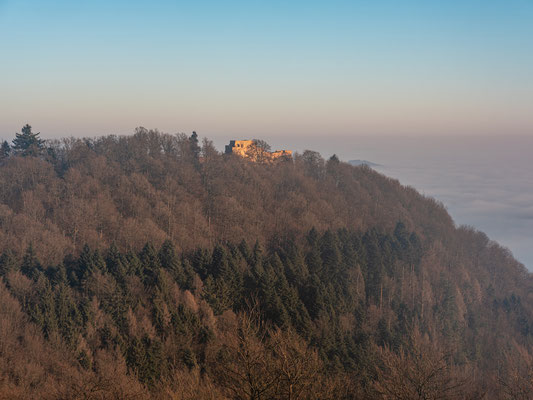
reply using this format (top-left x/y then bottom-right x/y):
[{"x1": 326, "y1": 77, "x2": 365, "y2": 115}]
[{"x1": 225, "y1": 140, "x2": 292, "y2": 162}]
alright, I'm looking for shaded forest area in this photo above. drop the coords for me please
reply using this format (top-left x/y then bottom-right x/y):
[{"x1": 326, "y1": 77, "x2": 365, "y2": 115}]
[{"x1": 1, "y1": 126, "x2": 533, "y2": 399}]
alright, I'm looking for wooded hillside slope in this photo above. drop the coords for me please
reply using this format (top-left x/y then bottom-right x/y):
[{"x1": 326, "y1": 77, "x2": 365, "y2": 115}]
[
  {"x1": 0, "y1": 127, "x2": 532, "y2": 399},
  {"x1": 0, "y1": 127, "x2": 453, "y2": 262}
]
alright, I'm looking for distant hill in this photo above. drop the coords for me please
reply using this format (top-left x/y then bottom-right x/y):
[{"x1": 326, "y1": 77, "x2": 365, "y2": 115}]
[
  {"x1": 348, "y1": 159, "x2": 381, "y2": 167},
  {"x1": 0, "y1": 128, "x2": 531, "y2": 398}
]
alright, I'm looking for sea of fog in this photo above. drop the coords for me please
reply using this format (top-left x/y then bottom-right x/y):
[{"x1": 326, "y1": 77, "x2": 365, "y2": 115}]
[{"x1": 259, "y1": 135, "x2": 533, "y2": 271}]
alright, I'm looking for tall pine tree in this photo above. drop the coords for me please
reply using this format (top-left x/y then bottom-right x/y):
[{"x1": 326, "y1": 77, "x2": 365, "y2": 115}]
[{"x1": 12, "y1": 124, "x2": 44, "y2": 156}]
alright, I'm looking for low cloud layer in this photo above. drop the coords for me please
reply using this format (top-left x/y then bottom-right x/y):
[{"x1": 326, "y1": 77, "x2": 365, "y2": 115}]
[
  {"x1": 370, "y1": 137, "x2": 533, "y2": 270},
  {"x1": 275, "y1": 135, "x2": 533, "y2": 270}
]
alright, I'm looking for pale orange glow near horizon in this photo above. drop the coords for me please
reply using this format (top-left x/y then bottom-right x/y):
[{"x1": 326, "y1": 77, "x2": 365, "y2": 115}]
[{"x1": 1, "y1": 1, "x2": 532, "y2": 140}]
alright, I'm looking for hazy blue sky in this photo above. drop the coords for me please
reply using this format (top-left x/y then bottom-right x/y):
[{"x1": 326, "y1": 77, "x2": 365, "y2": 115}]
[{"x1": 1, "y1": 0, "x2": 532, "y2": 138}]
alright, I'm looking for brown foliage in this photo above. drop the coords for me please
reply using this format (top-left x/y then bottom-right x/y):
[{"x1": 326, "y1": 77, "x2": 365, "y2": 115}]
[
  {"x1": 372, "y1": 330, "x2": 482, "y2": 400},
  {"x1": 0, "y1": 129, "x2": 455, "y2": 263},
  {"x1": 209, "y1": 311, "x2": 354, "y2": 400},
  {"x1": 1, "y1": 130, "x2": 533, "y2": 398}
]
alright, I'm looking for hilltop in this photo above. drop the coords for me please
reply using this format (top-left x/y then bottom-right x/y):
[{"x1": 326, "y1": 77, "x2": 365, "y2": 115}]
[
  {"x1": 0, "y1": 127, "x2": 532, "y2": 398},
  {"x1": 348, "y1": 159, "x2": 381, "y2": 167},
  {"x1": 0, "y1": 127, "x2": 452, "y2": 263}
]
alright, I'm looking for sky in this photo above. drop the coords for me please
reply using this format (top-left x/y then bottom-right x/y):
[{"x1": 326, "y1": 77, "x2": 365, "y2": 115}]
[{"x1": 1, "y1": 0, "x2": 533, "y2": 139}]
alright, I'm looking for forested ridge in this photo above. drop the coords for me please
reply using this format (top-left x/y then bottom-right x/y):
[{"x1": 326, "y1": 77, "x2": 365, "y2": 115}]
[{"x1": 0, "y1": 126, "x2": 532, "y2": 399}]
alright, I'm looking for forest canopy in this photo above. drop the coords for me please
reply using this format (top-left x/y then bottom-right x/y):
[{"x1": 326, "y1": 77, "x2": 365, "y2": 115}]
[{"x1": 0, "y1": 126, "x2": 531, "y2": 399}]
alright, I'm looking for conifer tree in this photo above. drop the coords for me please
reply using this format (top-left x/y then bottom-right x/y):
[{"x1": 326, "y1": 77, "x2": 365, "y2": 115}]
[
  {"x1": 0, "y1": 140, "x2": 10, "y2": 160},
  {"x1": 34, "y1": 276, "x2": 58, "y2": 338},
  {"x1": 305, "y1": 246, "x2": 322, "y2": 276},
  {"x1": 203, "y1": 275, "x2": 233, "y2": 315},
  {"x1": 49, "y1": 263, "x2": 68, "y2": 286},
  {"x1": 307, "y1": 227, "x2": 319, "y2": 247},
  {"x1": 211, "y1": 245, "x2": 229, "y2": 278},
  {"x1": 251, "y1": 240, "x2": 265, "y2": 277},
  {"x1": 189, "y1": 131, "x2": 201, "y2": 167},
  {"x1": 139, "y1": 243, "x2": 161, "y2": 286},
  {"x1": 320, "y1": 230, "x2": 342, "y2": 277},
  {"x1": 192, "y1": 248, "x2": 212, "y2": 280},
  {"x1": 77, "y1": 244, "x2": 104, "y2": 288},
  {"x1": 0, "y1": 249, "x2": 17, "y2": 276},
  {"x1": 55, "y1": 283, "x2": 81, "y2": 346},
  {"x1": 158, "y1": 240, "x2": 187, "y2": 287},
  {"x1": 12, "y1": 124, "x2": 44, "y2": 156},
  {"x1": 238, "y1": 239, "x2": 252, "y2": 263},
  {"x1": 363, "y1": 230, "x2": 385, "y2": 305},
  {"x1": 125, "y1": 251, "x2": 142, "y2": 276},
  {"x1": 394, "y1": 221, "x2": 410, "y2": 252},
  {"x1": 21, "y1": 244, "x2": 41, "y2": 278},
  {"x1": 106, "y1": 243, "x2": 127, "y2": 284}
]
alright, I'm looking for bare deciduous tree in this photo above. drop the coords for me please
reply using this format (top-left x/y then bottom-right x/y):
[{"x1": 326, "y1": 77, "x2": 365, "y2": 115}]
[{"x1": 372, "y1": 330, "x2": 477, "y2": 400}]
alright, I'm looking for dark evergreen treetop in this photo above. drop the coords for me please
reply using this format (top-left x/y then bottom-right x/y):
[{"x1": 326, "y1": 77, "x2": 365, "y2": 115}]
[
  {"x1": 189, "y1": 131, "x2": 201, "y2": 166},
  {"x1": 0, "y1": 141, "x2": 10, "y2": 159},
  {"x1": 12, "y1": 124, "x2": 45, "y2": 156}
]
